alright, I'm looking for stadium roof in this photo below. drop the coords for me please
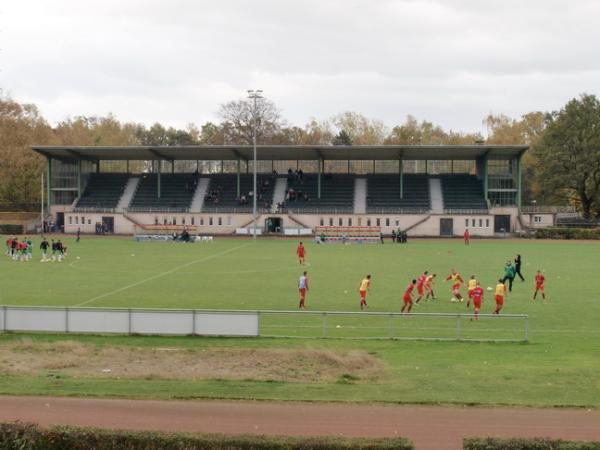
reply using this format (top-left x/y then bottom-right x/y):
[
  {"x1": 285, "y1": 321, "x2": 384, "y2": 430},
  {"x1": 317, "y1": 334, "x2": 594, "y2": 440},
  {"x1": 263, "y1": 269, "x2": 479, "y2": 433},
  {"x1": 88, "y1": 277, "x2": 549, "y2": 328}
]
[{"x1": 32, "y1": 144, "x2": 528, "y2": 161}]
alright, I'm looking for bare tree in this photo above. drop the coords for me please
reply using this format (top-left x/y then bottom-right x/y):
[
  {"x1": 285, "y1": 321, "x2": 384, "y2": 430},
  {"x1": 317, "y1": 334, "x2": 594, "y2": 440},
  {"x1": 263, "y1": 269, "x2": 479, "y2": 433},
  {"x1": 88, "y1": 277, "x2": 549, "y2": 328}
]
[{"x1": 218, "y1": 97, "x2": 284, "y2": 145}]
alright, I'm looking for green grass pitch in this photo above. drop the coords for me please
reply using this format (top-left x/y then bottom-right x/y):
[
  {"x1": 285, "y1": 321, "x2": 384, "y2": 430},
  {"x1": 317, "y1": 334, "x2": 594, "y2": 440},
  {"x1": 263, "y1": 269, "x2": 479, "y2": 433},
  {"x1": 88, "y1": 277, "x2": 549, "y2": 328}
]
[{"x1": 0, "y1": 235, "x2": 599, "y2": 407}]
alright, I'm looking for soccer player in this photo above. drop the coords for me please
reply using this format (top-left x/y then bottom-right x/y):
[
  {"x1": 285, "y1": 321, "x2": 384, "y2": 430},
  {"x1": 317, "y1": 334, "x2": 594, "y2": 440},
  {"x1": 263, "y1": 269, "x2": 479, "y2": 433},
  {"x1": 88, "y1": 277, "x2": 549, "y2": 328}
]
[
  {"x1": 493, "y1": 279, "x2": 506, "y2": 314},
  {"x1": 26, "y1": 237, "x2": 33, "y2": 261},
  {"x1": 298, "y1": 271, "x2": 309, "y2": 309},
  {"x1": 357, "y1": 275, "x2": 371, "y2": 310},
  {"x1": 401, "y1": 279, "x2": 416, "y2": 313},
  {"x1": 425, "y1": 273, "x2": 437, "y2": 300},
  {"x1": 466, "y1": 275, "x2": 477, "y2": 308},
  {"x1": 40, "y1": 237, "x2": 50, "y2": 262},
  {"x1": 445, "y1": 269, "x2": 464, "y2": 302},
  {"x1": 464, "y1": 228, "x2": 470, "y2": 245},
  {"x1": 502, "y1": 260, "x2": 516, "y2": 292},
  {"x1": 471, "y1": 281, "x2": 484, "y2": 321},
  {"x1": 415, "y1": 271, "x2": 428, "y2": 304},
  {"x1": 533, "y1": 270, "x2": 546, "y2": 301},
  {"x1": 296, "y1": 241, "x2": 306, "y2": 265}
]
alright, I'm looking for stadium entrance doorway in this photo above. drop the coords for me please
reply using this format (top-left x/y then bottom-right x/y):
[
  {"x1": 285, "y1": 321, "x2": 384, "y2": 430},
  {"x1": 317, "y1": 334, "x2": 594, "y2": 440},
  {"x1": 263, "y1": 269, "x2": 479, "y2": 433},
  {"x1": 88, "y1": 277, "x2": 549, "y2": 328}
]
[
  {"x1": 102, "y1": 217, "x2": 114, "y2": 234},
  {"x1": 55, "y1": 212, "x2": 64, "y2": 232},
  {"x1": 264, "y1": 217, "x2": 282, "y2": 234},
  {"x1": 440, "y1": 218, "x2": 453, "y2": 236},
  {"x1": 494, "y1": 215, "x2": 511, "y2": 234}
]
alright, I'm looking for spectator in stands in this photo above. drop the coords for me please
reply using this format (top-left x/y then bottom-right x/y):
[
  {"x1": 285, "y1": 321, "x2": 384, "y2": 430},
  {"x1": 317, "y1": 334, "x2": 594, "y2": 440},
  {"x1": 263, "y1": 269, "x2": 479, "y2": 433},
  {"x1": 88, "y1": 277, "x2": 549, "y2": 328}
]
[
  {"x1": 303, "y1": 193, "x2": 309, "y2": 201},
  {"x1": 287, "y1": 168, "x2": 294, "y2": 179}
]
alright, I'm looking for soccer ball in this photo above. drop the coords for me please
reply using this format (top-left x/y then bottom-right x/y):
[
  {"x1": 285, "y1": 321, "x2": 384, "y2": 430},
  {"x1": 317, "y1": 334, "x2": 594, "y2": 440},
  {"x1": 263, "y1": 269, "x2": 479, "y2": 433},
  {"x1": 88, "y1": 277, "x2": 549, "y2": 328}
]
[
  {"x1": 487, "y1": 287, "x2": 492, "y2": 291},
  {"x1": 76, "y1": 256, "x2": 81, "y2": 260},
  {"x1": 344, "y1": 290, "x2": 348, "y2": 294}
]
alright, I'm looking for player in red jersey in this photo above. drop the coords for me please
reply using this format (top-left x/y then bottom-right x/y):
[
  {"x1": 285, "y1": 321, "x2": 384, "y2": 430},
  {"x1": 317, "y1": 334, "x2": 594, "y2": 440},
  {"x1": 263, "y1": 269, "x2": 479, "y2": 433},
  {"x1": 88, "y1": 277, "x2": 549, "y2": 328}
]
[
  {"x1": 296, "y1": 241, "x2": 306, "y2": 265},
  {"x1": 533, "y1": 270, "x2": 546, "y2": 301},
  {"x1": 464, "y1": 229, "x2": 470, "y2": 245},
  {"x1": 470, "y1": 281, "x2": 484, "y2": 321},
  {"x1": 298, "y1": 271, "x2": 309, "y2": 309},
  {"x1": 445, "y1": 269, "x2": 464, "y2": 302},
  {"x1": 401, "y1": 279, "x2": 417, "y2": 313},
  {"x1": 415, "y1": 271, "x2": 428, "y2": 304}
]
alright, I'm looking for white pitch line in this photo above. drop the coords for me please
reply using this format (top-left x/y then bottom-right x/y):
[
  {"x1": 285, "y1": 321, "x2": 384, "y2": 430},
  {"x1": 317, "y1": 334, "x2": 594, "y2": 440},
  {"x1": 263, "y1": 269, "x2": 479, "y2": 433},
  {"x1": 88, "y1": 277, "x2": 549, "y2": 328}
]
[{"x1": 75, "y1": 243, "x2": 251, "y2": 307}]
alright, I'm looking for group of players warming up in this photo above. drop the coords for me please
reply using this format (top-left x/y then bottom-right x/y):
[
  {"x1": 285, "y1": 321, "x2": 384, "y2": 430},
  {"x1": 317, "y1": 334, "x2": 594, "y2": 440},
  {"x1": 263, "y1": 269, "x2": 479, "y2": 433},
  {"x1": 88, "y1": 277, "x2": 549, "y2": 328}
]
[
  {"x1": 5, "y1": 237, "x2": 68, "y2": 262},
  {"x1": 294, "y1": 242, "x2": 547, "y2": 318}
]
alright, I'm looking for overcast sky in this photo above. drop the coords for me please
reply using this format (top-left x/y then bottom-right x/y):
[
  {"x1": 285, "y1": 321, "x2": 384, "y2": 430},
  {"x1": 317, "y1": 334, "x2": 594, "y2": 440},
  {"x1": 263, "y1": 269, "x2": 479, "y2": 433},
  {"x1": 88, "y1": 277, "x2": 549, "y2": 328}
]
[{"x1": 2, "y1": 0, "x2": 599, "y2": 134}]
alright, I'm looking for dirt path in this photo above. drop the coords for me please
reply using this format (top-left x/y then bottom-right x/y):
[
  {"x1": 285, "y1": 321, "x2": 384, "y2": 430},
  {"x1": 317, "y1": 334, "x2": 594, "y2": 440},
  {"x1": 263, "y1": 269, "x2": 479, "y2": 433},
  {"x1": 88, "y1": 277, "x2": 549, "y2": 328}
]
[{"x1": 1, "y1": 396, "x2": 599, "y2": 449}]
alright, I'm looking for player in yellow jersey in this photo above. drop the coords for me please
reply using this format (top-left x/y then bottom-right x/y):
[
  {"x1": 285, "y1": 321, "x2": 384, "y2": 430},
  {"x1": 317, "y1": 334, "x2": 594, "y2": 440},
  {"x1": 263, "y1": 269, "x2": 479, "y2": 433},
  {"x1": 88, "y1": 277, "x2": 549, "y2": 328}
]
[
  {"x1": 425, "y1": 273, "x2": 437, "y2": 300},
  {"x1": 466, "y1": 275, "x2": 478, "y2": 308},
  {"x1": 357, "y1": 275, "x2": 372, "y2": 310},
  {"x1": 445, "y1": 269, "x2": 464, "y2": 302},
  {"x1": 493, "y1": 279, "x2": 506, "y2": 314}
]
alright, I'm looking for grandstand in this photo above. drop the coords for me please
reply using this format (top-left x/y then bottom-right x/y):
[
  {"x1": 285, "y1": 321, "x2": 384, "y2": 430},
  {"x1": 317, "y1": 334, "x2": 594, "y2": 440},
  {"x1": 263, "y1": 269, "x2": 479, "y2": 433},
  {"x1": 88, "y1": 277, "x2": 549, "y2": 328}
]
[
  {"x1": 129, "y1": 173, "x2": 196, "y2": 212},
  {"x1": 32, "y1": 145, "x2": 528, "y2": 237},
  {"x1": 74, "y1": 173, "x2": 129, "y2": 212},
  {"x1": 366, "y1": 174, "x2": 430, "y2": 214}
]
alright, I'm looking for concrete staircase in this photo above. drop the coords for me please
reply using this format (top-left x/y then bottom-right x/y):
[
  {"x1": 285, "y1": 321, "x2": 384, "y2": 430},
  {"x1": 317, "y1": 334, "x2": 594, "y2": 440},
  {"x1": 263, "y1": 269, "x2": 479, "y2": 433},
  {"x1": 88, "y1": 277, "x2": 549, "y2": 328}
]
[
  {"x1": 271, "y1": 177, "x2": 288, "y2": 213},
  {"x1": 353, "y1": 178, "x2": 367, "y2": 214},
  {"x1": 189, "y1": 178, "x2": 210, "y2": 213},
  {"x1": 429, "y1": 177, "x2": 444, "y2": 214},
  {"x1": 117, "y1": 177, "x2": 140, "y2": 212}
]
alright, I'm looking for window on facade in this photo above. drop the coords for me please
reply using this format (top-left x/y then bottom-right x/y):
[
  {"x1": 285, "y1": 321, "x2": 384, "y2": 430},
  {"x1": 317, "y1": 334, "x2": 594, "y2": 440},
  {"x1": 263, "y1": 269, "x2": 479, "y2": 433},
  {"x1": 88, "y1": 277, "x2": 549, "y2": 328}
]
[
  {"x1": 218, "y1": 217, "x2": 222, "y2": 226},
  {"x1": 81, "y1": 217, "x2": 85, "y2": 224},
  {"x1": 339, "y1": 218, "x2": 343, "y2": 226},
  {"x1": 479, "y1": 219, "x2": 483, "y2": 227},
  {"x1": 200, "y1": 218, "x2": 204, "y2": 226},
  {"x1": 534, "y1": 216, "x2": 542, "y2": 223},
  {"x1": 386, "y1": 218, "x2": 390, "y2": 226},
  {"x1": 75, "y1": 216, "x2": 78, "y2": 224},
  {"x1": 88, "y1": 219, "x2": 91, "y2": 225},
  {"x1": 69, "y1": 216, "x2": 72, "y2": 225},
  {"x1": 367, "y1": 219, "x2": 371, "y2": 226},
  {"x1": 227, "y1": 216, "x2": 232, "y2": 226},
  {"x1": 191, "y1": 217, "x2": 195, "y2": 225},
  {"x1": 209, "y1": 217, "x2": 213, "y2": 226},
  {"x1": 319, "y1": 218, "x2": 324, "y2": 226},
  {"x1": 376, "y1": 218, "x2": 380, "y2": 226},
  {"x1": 348, "y1": 218, "x2": 352, "y2": 226},
  {"x1": 465, "y1": 219, "x2": 469, "y2": 227},
  {"x1": 395, "y1": 220, "x2": 399, "y2": 226},
  {"x1": 486, "y1": 219, "x2": 490, "y2": 227},
  {"x1": 173, "y1": 217, "x2": 177, "y2": 225},
  {"x1": 329, "y1": 218, "x2": 333, "y2": 226},
  {"x1": 472, "y1": 219, "x2": 476, "y2": 227}
]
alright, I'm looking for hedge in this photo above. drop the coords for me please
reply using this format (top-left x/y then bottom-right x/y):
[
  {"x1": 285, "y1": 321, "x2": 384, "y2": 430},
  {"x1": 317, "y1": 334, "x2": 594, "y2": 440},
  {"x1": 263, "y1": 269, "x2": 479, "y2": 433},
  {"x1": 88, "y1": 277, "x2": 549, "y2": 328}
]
[
  {"x1": 464, "y1": 437, "x2": 600, "y2": 450},
  {"x1": 0, "y1": 225, "x2": 23, "y2": 235},
  {"x1": 535, "y1": 227, "x2": 600, "y2": 240},
  {"x1": 0, "y1": 422, "x2": 414, "y2": 450}
]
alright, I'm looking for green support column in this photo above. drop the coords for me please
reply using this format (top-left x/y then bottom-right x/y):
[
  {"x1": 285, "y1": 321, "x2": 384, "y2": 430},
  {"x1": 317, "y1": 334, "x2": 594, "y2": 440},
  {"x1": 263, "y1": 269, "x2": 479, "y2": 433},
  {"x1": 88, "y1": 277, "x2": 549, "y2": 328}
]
[
  {"x1": 236, "y1": 159, "x2": 241, "y2": 198},
  {"x1": 399, "y1": 160, "x2": 404, "y2": 199},
  {"x1": 157, "y1": 160, "x2": 161, "y2": 199},
  {"x1": 318, "y1": 158, "x2": 322, "y2": 199},
  {"x1": 483, "y1": 157, "x2": 488, "y2": 202},
  {"x1": 47, "y1": 157, "x2": 52, "y2": 209},
  {"x1": 77, "y1": 159, "x2": 82, "y2": 198},
  {"x1": 516, "y1": 157, "x2": 522, "y2": 208},
  {"x1": 171, "y1": 161, "x2": 175, "y2": 174}
]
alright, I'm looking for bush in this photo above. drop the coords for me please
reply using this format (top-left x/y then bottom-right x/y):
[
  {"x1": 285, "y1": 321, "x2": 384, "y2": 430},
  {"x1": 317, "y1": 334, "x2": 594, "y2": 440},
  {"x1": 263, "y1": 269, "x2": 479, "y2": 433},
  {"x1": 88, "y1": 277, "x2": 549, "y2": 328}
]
[
  {"x1": 0, "y1": 422, "x2": 414, "y2": 450},
  {"x1": 464, "y1": 437, "x2": 600, "y2": 450},
  {"x1": 0, "y1": 225, "x2": 23, "y2": 235},
  {"x1": 535, "y1": 227, "x2": 600, "y2": 240}
]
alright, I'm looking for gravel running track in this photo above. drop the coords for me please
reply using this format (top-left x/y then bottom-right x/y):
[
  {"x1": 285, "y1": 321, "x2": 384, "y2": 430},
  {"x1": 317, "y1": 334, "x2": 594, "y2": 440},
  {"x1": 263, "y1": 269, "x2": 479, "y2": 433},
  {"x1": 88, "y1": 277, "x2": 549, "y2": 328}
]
[{"x1": 1, "y1": 396, "x2": 599, "y2": 449}]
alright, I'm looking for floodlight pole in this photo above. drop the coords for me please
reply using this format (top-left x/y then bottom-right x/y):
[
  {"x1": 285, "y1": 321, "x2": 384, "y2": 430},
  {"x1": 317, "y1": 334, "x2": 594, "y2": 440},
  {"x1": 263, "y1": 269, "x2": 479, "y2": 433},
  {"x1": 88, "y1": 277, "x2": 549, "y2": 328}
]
[{"x1": 248, "y1": 89, "x2": 263, "y2": 240}]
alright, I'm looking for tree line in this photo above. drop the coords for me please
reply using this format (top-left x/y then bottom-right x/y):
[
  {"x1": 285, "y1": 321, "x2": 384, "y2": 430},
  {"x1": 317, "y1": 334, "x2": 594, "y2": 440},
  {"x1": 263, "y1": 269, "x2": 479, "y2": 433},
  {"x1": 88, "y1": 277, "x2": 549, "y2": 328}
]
[{"x1": 1, "y1": 93, "x2": 599, "y2": 218}]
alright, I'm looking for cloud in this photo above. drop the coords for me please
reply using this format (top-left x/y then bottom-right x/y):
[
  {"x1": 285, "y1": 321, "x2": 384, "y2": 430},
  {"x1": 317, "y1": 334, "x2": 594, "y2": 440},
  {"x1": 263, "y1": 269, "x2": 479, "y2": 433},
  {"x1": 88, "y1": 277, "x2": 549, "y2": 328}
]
[{"x1": 1, "y1": 0, "x2": 598, "y2": 134}]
